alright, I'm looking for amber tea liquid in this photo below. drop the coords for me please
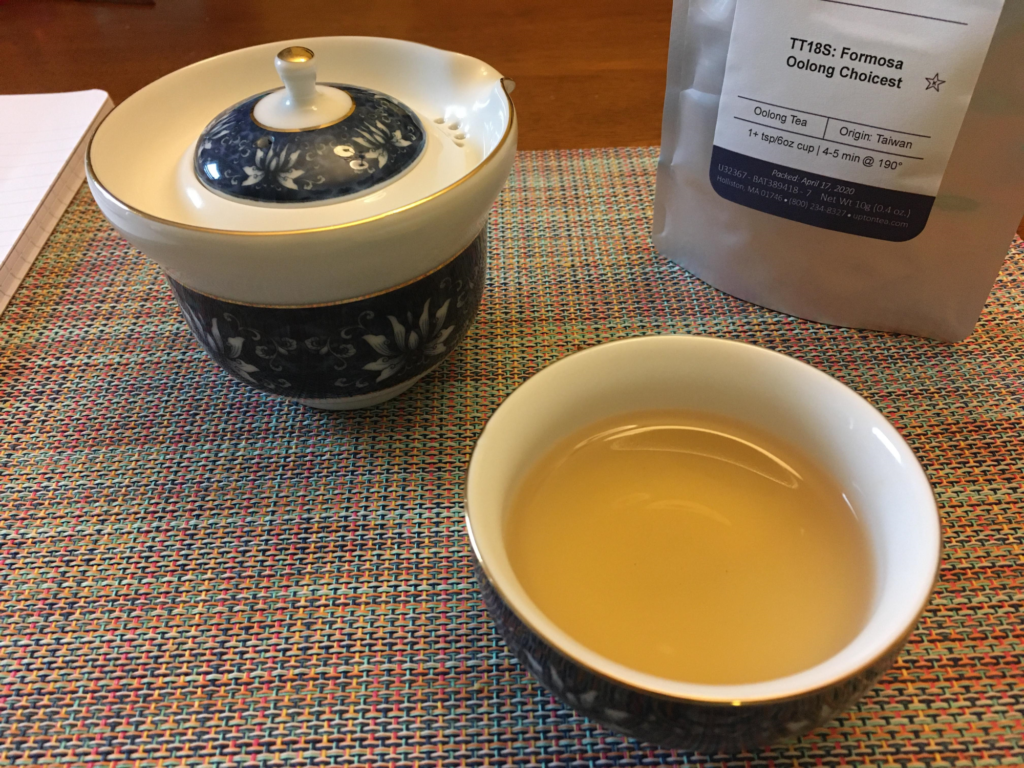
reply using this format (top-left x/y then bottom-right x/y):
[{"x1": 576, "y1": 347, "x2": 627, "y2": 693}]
[{"x1": 505, "y1": 409, "x2": 874, "y2": 685}]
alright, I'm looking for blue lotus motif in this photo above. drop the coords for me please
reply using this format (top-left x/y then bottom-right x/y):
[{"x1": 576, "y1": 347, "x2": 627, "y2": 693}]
[
  {"x1": 242, "y1": 144, "x2": 304, "y2": 190},
  {"x1": 167, "y1": 231, "x2": 486, "y2": 403},
  {"x1": 180, "y1": 304, "x2": 262, "y2": 384},
  {"x1": 194, "y1": 84, "x2": 426, "y2": 204},
  {"x1": 362, "y1": 299, "x2": 454, "y2": 382}
]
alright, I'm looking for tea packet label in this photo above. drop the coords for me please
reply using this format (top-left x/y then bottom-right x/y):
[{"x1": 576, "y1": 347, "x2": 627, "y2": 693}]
[{"x1": 710, "y1": 0, "x2": 1004, "y2": 241}]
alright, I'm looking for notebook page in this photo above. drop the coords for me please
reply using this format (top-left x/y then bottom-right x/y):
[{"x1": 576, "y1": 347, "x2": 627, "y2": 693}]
[{"x1": 0, "y1": 89, "x2": 111, "y2": 311}]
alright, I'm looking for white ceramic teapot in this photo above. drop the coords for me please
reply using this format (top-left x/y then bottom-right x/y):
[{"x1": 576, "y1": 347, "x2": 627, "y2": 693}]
[{"x1": 87, "y1": 38, "x2": 517, "y2": 409}]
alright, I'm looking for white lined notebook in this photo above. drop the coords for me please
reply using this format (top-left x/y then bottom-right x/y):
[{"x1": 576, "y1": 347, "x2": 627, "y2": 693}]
[{"x1": 0, "y1": 90, "x2": 113, "y2": 316}]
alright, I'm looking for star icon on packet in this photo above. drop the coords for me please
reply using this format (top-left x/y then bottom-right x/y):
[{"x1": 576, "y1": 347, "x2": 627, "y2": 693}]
[{"x1": 925, "y1": 73, "x2": 946, "y2": 92}]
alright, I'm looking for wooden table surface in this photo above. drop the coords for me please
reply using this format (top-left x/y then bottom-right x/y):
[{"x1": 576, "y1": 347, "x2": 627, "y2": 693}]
[
  {"x1": 2, "y1": 0, "x2": 1021, "y2": 234},
  {"x1": 1, "y1": 0, "x2": 673, "y2": 151}
]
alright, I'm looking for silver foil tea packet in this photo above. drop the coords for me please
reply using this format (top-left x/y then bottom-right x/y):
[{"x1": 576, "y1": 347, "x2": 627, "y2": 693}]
[{"x1": 653, "y1": 0, "x2": 1024, "y2": 341}]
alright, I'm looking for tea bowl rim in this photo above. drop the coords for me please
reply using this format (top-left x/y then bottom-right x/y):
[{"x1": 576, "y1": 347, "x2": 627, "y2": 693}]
[{"x1": 464, "y1": 334, "x2": 942, "y2": 706}]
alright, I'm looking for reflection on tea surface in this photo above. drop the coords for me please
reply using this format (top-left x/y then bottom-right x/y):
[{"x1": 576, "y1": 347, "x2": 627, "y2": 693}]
[{"x1": 505, "y1": 409, "x2": 873, "y2": 685}]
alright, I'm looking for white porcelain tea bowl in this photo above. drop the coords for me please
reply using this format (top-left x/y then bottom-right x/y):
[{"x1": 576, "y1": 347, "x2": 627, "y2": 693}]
[{"x1": 465, "y1": 335, "x2": 940, "y2": 751}]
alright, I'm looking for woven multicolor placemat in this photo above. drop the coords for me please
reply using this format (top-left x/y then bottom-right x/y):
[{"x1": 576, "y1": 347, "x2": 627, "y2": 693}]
[{"x1": 1, "y1": 147, "x2": 1022, "y2": 767}]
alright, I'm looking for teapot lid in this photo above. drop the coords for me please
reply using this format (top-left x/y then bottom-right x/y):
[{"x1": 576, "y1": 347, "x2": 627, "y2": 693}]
[{"x1": 194, "y1": 46, "x2": 426, "y2": 204}]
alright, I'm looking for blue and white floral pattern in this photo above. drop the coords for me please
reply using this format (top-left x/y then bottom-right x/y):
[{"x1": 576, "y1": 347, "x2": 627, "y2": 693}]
[
  {"x1": 168, "y1": 232, "x2": 486, "y2": 402},
  {"x1": 241, "y1": 143, "x2": 305, "y2": 190},
  {"x1": 363, "y1": 299, "x2": 454, "y2": 382},
  {"x1": 474, "y1": 563, "x2": 898, "y2": 752},
  {"x1": 179, "y1": 304, "x2": 259, "y2": 384},
  {"x1": 195, "y1": 84, "x2": 425, "y2": 204}
]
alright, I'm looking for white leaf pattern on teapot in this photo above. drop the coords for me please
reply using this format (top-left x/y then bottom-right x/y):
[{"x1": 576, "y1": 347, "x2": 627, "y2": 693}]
[
  {"x1": 362, "y1": 299, "x2": 454, "y2": 382},
  {"x1": 242, "y1": 145, "x2": 305, "y2": 189}
]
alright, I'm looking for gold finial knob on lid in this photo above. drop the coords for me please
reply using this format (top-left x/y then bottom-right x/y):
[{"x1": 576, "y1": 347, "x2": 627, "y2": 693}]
[
  {"x1": 278, "y1": 46, "x2": 314, "y2": 64},
  {"x1": 252, "y1": 45, "x2": 354, "y2": 131},
  {"x1": 274, "y1": 46, "x2": 319, "y2": 110}
]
